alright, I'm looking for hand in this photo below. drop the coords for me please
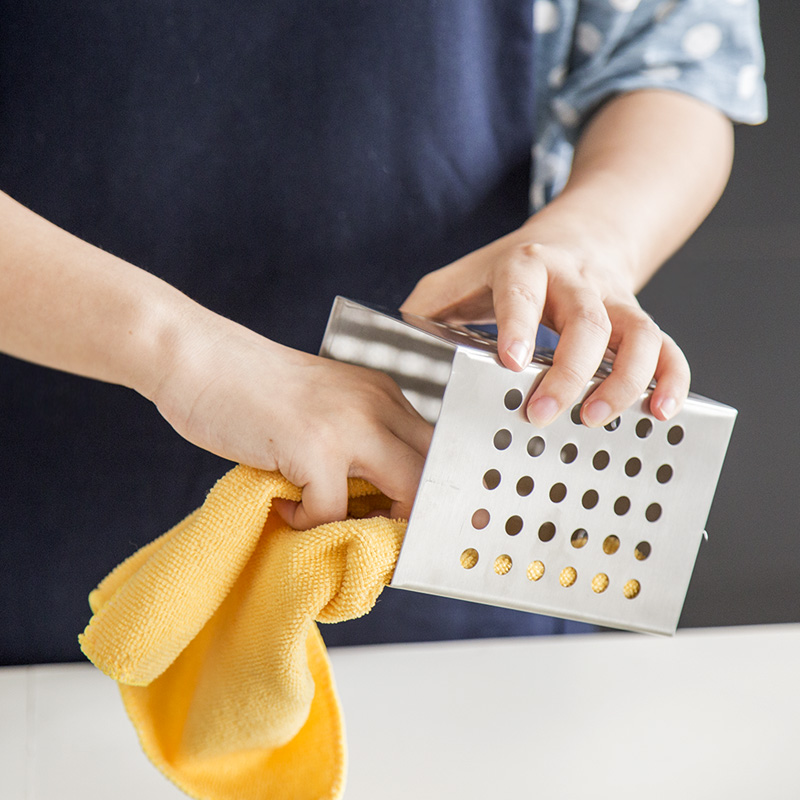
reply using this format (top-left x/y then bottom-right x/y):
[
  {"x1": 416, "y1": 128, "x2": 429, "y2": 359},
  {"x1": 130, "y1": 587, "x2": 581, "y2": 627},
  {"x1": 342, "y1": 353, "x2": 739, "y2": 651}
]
[
  {"x1": 152, "y1": 308, "x2": 433, "y2": 529},
  {"x1": 400, "y1": 214, "x2": 690, "y2": 428}
]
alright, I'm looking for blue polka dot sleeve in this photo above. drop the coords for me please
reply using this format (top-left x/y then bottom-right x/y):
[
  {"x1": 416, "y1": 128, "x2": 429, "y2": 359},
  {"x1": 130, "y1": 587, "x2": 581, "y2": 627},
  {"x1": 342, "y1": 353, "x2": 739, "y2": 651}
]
[{"x1": 531, "y1": 0, "x2": 767, "y2": 209}]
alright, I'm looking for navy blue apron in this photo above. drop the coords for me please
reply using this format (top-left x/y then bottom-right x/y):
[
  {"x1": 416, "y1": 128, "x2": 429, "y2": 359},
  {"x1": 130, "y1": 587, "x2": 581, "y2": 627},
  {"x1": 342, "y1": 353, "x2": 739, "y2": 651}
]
[{"x1": 0, "y1": 1, "x2": 591, "y2": 663}]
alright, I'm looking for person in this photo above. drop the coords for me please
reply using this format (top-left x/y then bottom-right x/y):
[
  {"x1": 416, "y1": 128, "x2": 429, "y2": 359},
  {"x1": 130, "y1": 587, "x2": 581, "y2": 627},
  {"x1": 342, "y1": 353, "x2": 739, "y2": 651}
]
[{"x1": 0, "y1": 1, "x2": 766, "y2": 662}]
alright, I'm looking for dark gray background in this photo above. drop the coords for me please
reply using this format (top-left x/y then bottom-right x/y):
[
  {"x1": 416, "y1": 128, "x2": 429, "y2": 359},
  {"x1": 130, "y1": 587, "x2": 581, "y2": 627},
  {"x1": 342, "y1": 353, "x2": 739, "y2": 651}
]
[{"x1": 639, "y1": 3, "x2": 799, "y2": 627}]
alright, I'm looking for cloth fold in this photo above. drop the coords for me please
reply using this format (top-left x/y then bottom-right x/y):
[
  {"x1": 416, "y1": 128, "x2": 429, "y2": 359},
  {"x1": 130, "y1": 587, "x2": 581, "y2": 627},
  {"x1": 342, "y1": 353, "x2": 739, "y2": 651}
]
[{"x1": 79, "y1": 465, "x2": 406, "y2": 800}]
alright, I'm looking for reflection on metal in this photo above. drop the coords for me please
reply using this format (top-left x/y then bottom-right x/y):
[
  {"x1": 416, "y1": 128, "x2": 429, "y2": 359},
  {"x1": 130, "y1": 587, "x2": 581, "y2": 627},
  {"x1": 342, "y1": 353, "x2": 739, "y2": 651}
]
[{"x1": 320, "y1": 297, "x2": 737, "y2": 635}]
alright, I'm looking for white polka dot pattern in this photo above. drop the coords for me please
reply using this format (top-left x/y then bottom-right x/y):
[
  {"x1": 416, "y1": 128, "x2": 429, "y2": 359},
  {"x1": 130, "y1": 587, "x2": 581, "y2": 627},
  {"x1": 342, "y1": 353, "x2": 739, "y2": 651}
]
[
  {"x1": 737, "y1": 64, "x2": 761, "y2": 99},
  {"x1": 548, "y1": 64, "x2": 567, "y2": 89},
  {"x1": 609, "y1": 0, "x2": 641, "y2": 11},
  {"x1": 576, "y1": 22, "x2": 604, "y2": 55},
  {"x1": 682, "y1": 23, "x2": 723, "y2": 60},
  {"x1": 534, "y1": 0, "x2": 560, "y2": 34},
  {"x1": 530, "y1": 0, "x2": 766, "y2": 210}
]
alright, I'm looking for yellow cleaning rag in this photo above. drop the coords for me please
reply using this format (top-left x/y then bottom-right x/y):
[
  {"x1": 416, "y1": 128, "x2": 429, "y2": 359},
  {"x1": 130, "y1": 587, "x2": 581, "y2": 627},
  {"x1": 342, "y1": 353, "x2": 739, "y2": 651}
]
[{"x1": 79, "y1": 464, "x2": 406, "y2": 800}]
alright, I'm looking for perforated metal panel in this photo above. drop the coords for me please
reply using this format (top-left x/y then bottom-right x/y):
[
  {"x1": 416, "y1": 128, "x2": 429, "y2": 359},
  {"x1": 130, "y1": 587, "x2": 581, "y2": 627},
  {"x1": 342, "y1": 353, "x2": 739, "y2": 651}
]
[{"x1": 321, "y1": 297, "x2": 737, "y2": 635}]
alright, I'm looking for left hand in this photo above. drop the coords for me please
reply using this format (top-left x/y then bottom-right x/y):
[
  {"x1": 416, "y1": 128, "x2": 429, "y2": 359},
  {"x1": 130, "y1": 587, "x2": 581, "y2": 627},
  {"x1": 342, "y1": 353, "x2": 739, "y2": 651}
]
[{"x1": 400, "y1": 215, "x2": 690, "y2": 428}]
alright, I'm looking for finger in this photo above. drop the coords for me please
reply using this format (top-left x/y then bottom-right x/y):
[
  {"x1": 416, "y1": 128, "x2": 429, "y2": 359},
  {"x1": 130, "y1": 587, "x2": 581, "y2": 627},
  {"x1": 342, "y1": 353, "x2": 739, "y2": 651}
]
[
  {"x1": 400, "y1": 258, "x2": 493, "y2": 323},
  {"x1": 526, "y1": 285, "x2": 611, "y2": 427},
  {"x1": 648, "y1": 332, "x2": 691, "y2": 421},
  {"x1": 363, "y1": 369, "x2": 435, "y2": 457},
  {"x1": 354, "y1": 433, "x2": 428, "y2": 521},
  {"x1": 491, "y1": 244, "x2": 548, "y2": 372},
  {"x1": 279, "y1": 467, "x2": 349, "y2": 530},
  {"x1": 382, "y1": 404, "x2": 435, "y2": 459},
  {"x1": 580, "y1": 304, "x2": 662, "y2": 427}
]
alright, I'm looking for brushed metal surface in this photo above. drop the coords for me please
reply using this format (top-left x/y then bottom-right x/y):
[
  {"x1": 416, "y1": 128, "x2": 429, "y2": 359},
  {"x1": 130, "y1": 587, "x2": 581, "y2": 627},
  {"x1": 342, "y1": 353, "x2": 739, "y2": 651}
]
[{"x1": 320, "y1": 297, "x2": 737, "y2": 634}]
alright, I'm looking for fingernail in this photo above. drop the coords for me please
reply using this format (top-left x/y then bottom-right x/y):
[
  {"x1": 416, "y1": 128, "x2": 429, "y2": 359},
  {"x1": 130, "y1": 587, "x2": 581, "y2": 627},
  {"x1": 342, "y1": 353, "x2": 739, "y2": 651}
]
[
  {"x1": 527, "y1": 396, "x2": 559, "y2": 427},
  {"x1": 657, "y1": 396, "x2": 677, "y2": 420},
  {"x1": 583, "y1": 400, "x2": 612, "y2": 427},
  {"x1": 507, "y1": 340, "x2": 531, "y2": 370}
]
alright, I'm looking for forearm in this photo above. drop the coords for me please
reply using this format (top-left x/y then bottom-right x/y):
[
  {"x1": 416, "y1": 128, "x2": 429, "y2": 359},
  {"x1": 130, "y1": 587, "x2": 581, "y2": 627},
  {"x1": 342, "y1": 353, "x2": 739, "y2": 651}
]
[
  {"x1": 0, "y1": 190, "x2": 193, "y2": 399},
  {"x1": 527, "y1": 89, "x2": 735, "y2": 292}
]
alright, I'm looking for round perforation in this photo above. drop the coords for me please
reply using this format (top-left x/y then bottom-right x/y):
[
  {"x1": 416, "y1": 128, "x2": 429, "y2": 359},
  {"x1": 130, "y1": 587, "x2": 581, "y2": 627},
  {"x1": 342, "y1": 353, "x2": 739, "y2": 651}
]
[
  {"x1": 634, "y1": 541, "x2": 651, "y2": 561},
  {"x1": 494, "y1": 554, "x2": 513, "y2": 575},
  {"x1": 549, "y1": 483, "x2": 567, "y2": 503},
  {"x1": 570, "y1": 529, "x2": 589, "y2": 549},
  {"x1": 635, "y1": 418, "x2": 653, "y2": 439},
  {"x1": 527, "y1": 436, "x2": 546, "y2": 457},
  {"x1": 603, "y1": 535, "x2": 620, "y2": 555},
  {"x1": 581, "y1": 490, "x2": 599, "y2": 510},
  {"x1": 471, "y1": 509, "x2": 490, "y2": 530},
  {"x1": 527, "y1": 561, "x2": 545, "y2": 581},
  {"x1": 604, "y1": 417, "x2": 621, "y2": 432},
  {"x1": 591, "y1": 573, "x2": 609, "y2": 593},
  {"x1": 493, "y1": 429, "x2": 512, "y2": 450},
  {"x1": 645, "y1": 503, "x2": 662, "y2": 522},
  {"x1": 592, "y1": 450, "x2": 610, "y2": 470},
  {"x1": 460, "y1": 548, "x2": 479, "y2": 569},
  {"x1": 505, "y1": 515, "x2": 524, "y2": 536},
  {"x1": 667, "y1": 425, "x2": 684, "y2": 445},
  {"x1": 560, "y1": 443, "x2": 578, "y2": 463},
  {"x1": 538, "y1": 522, "x2": 556, "y2": 542},
  {"x1": 614, "y1": 496, "x2": 631, "y2": 516},
  {"x1": 656, "y1": 464, "x2": 673, "y2": 484},
  {"x1": 571, "y1": 404, "x2": 583, "y2": 425},
  {"x1": 559, "y1": 567, "x2": 577, "y2": 587},
  {"x1": 625, "y1": 457, "x2": 641, "y2": 477},
  {"x1": 516, "y1": 476, "x2": 534, "y2": 496},
  {"x1": 623, "y1": 579, "x2": 641, "y2": 599},
  {"x1": 504, "y1": 388, "x2": 524, "y2": 411},
  {"x1": 482, "y1": 469, "x2": 501, "y2": 490}
]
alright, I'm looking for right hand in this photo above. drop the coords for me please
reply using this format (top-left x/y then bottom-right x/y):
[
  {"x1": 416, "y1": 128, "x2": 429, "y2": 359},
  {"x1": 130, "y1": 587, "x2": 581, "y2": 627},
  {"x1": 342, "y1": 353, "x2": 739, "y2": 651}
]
[{"x1": 151, "y1": 306, "x2": 433, "y2": 529}]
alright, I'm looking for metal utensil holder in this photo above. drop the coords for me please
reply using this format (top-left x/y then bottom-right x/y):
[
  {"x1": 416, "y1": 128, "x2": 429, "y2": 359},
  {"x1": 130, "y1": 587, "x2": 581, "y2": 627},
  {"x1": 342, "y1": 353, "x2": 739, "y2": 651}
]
[{"x1": 320, "y1": 297, "x2": 736, "y2": 635}]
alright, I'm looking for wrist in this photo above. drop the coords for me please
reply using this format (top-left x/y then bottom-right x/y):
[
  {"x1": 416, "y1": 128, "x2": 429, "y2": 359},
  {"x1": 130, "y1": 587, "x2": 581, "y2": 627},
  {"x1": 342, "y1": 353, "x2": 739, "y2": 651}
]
[{"x1": 120, "y1": 275, "x2": 203, "y2": 404}]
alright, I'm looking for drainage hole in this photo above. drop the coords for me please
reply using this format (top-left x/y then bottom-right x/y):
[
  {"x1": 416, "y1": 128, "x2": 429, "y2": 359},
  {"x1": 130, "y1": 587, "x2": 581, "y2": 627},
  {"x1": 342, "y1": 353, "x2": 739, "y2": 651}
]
[
  {"x1": 504, "y1": 388, "x2": 524, "y2": 411},
  {"x1": 635, "y1": 418, "x2": 653, "y2": 439},
  {"x1": 591, "y1": 573, "x2": 609, "y2": 593},
  {"x1": 645, "y1": 503, "x2": 662, "y2": 522},
  {"x1": 656, "y1": 464, "x2": 673, "y2": 484},
  {"x1": 614, "y1": 496, "x2": 631, "y2": 516},
  {"x1": 538, "y1": 522, "x2": 556, "y2": 542},
  {"x1": 505, "y1": 515, "x2": 524, "y2": 536},
  {"x1": 623, "y1": 579, "x2": 641, "y2": 599},
  {"x1": 494, "y1": 554, "x2": 513, "y2": 575},
  {"x1": 493, "y1": 429, "x2": 512, "y2": 450},
  {"x1": 527, "y1": 436, "x2": 546, "y2": 457},
  {"x1": 667, "y1": 425, "x2": 684, "y2": 445},
  {"x1": 592, "y1": 450, "x2": 610, "y2": 470},
  {"x1": 560, "y1": 443, "x2": 578, "y2": 463},
  {"x1": 482, "y1": 469, "x2": 501, "y2": 490},
  {"x1": 527, "y1": 561, "x2": 545, "y2": 581},
  {"x1": 559, "y1": 567, "x2": 577, "y2": 587},
  {"x1": 460, "y1": 548, "x2": 479, "y2": 569},
  {"x1": 582, "y1": 489, "x2": 599, "y2": 510},
  {"x1": 471, "y1": 509, "x2": 490, "y2": 530},
  {"x1": 570, "y1": 529, "x2": 589, "y2": 549},
  {"x1": 549, "y1": 482, "x2": 567, "y2": 503},
  {"x1": 634, "y1": 541, "x2": 652, "y2": 561},
  {"x1": 625, "y1": 457, "x2": 642, "y2": 477},
  {"x1": 603, "y1": 535, "x2": 620, "y2": 555},
  {"x1": 516, "y1": 475, "x2": 534, "y2": 496}
]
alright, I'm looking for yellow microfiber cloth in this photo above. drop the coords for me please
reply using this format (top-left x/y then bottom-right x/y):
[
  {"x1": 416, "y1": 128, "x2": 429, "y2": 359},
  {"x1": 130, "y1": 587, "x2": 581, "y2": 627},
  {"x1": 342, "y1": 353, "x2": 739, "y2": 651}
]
[{"x1": 79, "y1": 464, "x2": 406, "y2": 800}]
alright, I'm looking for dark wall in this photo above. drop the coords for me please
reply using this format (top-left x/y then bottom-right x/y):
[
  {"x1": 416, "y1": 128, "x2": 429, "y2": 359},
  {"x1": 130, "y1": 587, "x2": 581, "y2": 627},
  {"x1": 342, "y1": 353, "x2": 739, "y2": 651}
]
[{"x1": 639, "y1": 3, "x2": 800, "y2": 627}]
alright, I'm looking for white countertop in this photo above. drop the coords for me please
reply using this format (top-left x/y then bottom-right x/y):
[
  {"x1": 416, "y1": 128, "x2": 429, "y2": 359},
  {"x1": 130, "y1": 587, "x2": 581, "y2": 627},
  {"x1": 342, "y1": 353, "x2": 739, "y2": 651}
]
[{"x1": 2, "y1": 624, "x2": 798, "y2": 799}]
